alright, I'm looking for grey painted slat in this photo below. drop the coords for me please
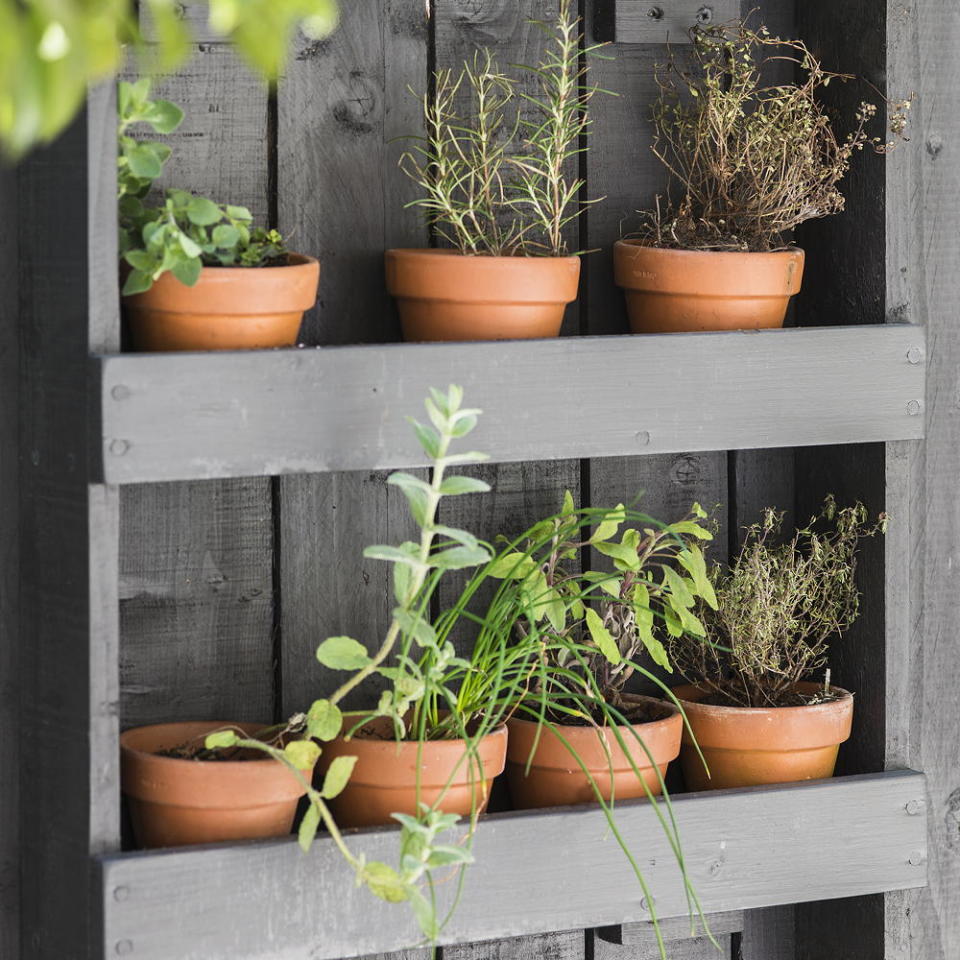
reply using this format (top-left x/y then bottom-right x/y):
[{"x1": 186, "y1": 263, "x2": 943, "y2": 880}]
[
  {"x1": 600, "y1": 911, "x2": 743, "y2": 944},
  {"x1": 96, "y1": 325, "x2": 926, "y2": 484},
  {"x1": 594, "y1": 934, "x2": 732, "y2": 960},
  {"x1": 18, "y1": 84, "x2": 121, "y2": 960},
  {"x1": 119, "y1": 36, "x2": 276, "y2": 729},
  {"x1": 97, "y1": 771, "x2": 927, "y2": 960},
  {"x1": 0, "y1": 150, "x2": 19, "y2": 960},
  {"x1": 595, "y1": 0, "x2": 739, "y2": 43}
]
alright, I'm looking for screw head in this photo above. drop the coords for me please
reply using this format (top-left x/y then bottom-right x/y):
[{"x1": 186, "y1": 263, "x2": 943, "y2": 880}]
[
  {"x1": 906, "y1": 346, "x2": 924, "y2": 365},
  {"x1": 111, "y1": 384, "x2": 131, "y2": 401},
  {"x1": 908, "y1": 850, "x2": 925, "y2": 866},
  {"x1": 109, "y1": 438, "x2": 130, "y2": 457},
  {"x1": 113, "y1": 885, "x2": 130, "y2": 902},
  {"x1": 641, "y1": 895, "x2": 656, "y2": 911},
  {"x1": 905, "y1": 798, "x2": 926, "y2": 816},
  {"x1": 696, "y1": 6, "x2": 713, "y2": 23},
  {"x1": 647, "y1": 6, "x2": 664, "y2": 19},
  {"x1": 906, "y1": 399, "x2": 923, "y2": 416},
  {"x1": 635, "y1": 430, "x2": 651, "y2": 446},
  {"x1": 115, "y1": 940, "x2": 133, "y2": 956}
]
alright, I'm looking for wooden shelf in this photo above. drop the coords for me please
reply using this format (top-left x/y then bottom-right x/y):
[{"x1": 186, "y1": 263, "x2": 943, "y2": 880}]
[
  {"x1": 96, "y1": 771, "x2": 927, "y2": 960},
  {"x1": 93, "y1": 325, "x2": 926, "y2": 485}
]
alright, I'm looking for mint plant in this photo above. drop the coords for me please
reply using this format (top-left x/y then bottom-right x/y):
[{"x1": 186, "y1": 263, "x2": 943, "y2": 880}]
[{"x1": 117, "y1": 79, "x2": 289, "y2": 295}]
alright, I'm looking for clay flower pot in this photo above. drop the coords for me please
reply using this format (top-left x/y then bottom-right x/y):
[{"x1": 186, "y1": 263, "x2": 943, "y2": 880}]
[
  {"x1": 613, "y1": 240, "x2": 804, "y2": 334},
  {"x1": 385, "y1": 248, "x2": 581, "y2": 342},
  {"x1": 120, "y1": 721, "x2": 313, "y2": 848},
  {"x1": 318, "y1": 717, "x2": 508, "y2": 828},
  {"x1": 123, "y1": 253, "x2": 319, "y2": 351},
  {"x1": 506, "y1": 695, "x2": 682, "y2": 809},
  {"x1": 672, "y1": 682, "x2": 854, "y2": 791}
]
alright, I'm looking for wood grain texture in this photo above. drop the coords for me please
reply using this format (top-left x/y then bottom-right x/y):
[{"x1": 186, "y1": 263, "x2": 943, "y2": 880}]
[
  {"x1": 120, "y1": 32, "x2": 277, "y2": 730},
  {"x1": 602, "y1": 910, "x2": 742, "y2": 944},
  {"x1": 0, "y1": 158, "x2": 19, "y2": 960},
  {"x1": 96, "y1": 326, "x2": 926, "y2": 484},
  {"x1": 18, "y1": 85, "x2": 121, "y2": 960},
  {"x1": 432, "y1": 5, "x2": 582, "y2": 959},
  {"x1": 594, "y1": 933, "x2": 732, "y2": 959},
  {"x1": 594, "y1": 0, "x2": 739, "y2": 44},
  {"x1": 97, "y1": 771, "x2": 926, "y2": 960}
]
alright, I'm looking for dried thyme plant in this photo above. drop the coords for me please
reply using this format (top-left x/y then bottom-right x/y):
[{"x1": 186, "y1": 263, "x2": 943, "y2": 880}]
[
  {"x1": 638, "y1": 21, "x2": 912, "y2": 251},
  {"x1": 400, "y1": 0, "x2": 606, "y2": 256},
  {"x1": 668, "y1": 497, "x2": 887, "y2": 708}
]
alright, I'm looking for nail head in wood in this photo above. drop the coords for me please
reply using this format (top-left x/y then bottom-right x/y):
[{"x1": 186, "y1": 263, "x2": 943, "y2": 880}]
[
  {"x1": 905, "y1": 798, "x2": 926, "y2": 816},
  {"x1": 906, "y1": 399, "x2": 923, "y2": 416}
]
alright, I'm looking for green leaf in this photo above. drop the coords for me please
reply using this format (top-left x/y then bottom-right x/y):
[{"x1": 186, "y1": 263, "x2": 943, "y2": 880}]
[
  {"x1": 143, "y1": 98, "x2": 184, "y2": 134},
  {"x1": 284, "y1": 739, "x2": 321, "y2": 770},
  {"x1": 123, "y1": 250, "x2": 155, "y2": 273},
  {"x1": 364, "y1": 862, "x2": 410, "y2": 903},
  {"x1": 633, "y1": 583, "x2": 672, "y2": 671},
  {"x1": 668, "y1": 521, "x2": 714, "y2": 541},
  {"x1": 204, "y1": 729, "x2": 239, "y2": 750},
  {"x1": 662, "y1": 566, "x2": 696, "y2": 608},
  {"x1": 677, "y1": 546, "x2": 718, "y2": 610},
  {"x1": 392, "y1": 608, "x2": 437, "y2": 647},
  {"x1": 124, "y1": 143, "x2": 163, "y2": 180},
  {"x1": 487, "y1": 551, "x2": 537, "y2": 579},
  {"x1": 590, "y1": 503, "x2": 626, "y2": 544},
  {"x1": 306, "y1": 698, "x2": 343, "y2": 741},
  {"x1": 393, "y1": 558, "x2": 412, "y2": 605},
  {"x1": 171, "y1": 256, "x2": 202, "y2": 287},
  {"x1": 211, "y1": 223, "x2": 240, "y2": 248},
  {"x1": 426, "y1": 845, "x2": 473, "y2": 868},
  {"x1": 320, "y1": 755, "x2": 357, "y2": 799},
  {"x1": 387, "y1": 471, "x2": 430, "y2": 525},
  {"x1": 431, "y1": 525, "x2": 480, "y2": 551},
  {"x1": 585, "y1": 608, "x2": 620, "y2": 664},
  {"x1": 431, "y1": 544, "x2": 491, "y2": 570},
  {"x1": 316, "y1": 636, "x2": 372, "y2": 670},
  {"x1": 186, "y1": 195, "x2": 224, "y2": 226},
  {"x1": 298, "y1": 803, "x2": 320, "y2": 852},
  {"x1": 121, "y1": 270, "x2": 153, "y2": 296},
  {"x1": 583, "y1": 571, "x2": 622, "y2": 598},
  {"x1": 593, "y1": 539, "x2": 641, "y2": 572},
  {"x1": 561, "y1": 489, "x2": 576, "y2": 517},
  {"x1": 177, "y1": 232, "x2": 203, "y2": 259},
  {"x1": 363, "y1": 544, "x2": 422, "y2": 566},
  {"x1": 408, "y1": 418, "x2": 440, "y2": 459},
  {"x1": 225, "y1": 204, "x2": 253, "y2": 221},
  {"x1": 545, "y1": 592, "x2": 566, "y2": 632},
  {"x1": 439, "y1": 476, "x2": 491, "y2": 496},
  {"x1": 408, "y1": 887, "x2": 439, "y2": 940}
]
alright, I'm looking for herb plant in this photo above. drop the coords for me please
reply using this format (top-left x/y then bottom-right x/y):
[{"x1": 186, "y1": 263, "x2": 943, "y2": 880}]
[
  {"x1": 637, "y1": 21, "x2": 911, "y2": 252},
  {"x1": 400, "y1": 0, "x2": 606, "y2": 256},
  {"x1": 668, "y1": 497, "x2": 887, "y2": 707},
  {"x1": 118, "y1": 79, "x2": 288, "y2": 295},
  {"x1": 1, "y1": 0, "x2": 338, "y2": 158},
  {"x1": 206, "y1": 387, "x2": 541, "y2": 942}
]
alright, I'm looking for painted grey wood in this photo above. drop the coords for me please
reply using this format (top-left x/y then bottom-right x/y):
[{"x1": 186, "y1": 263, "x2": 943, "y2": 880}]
[
  {"x1": 0, "y1": 156, "x2": 19, "y2": 960},
  {"x1": 96, "y1": 325, "x2": 926, "y2": 484},
  {"x1": 97, "y1": 771, "x2": 926, "y2": 960},
  {"x1": 594, "y1": 933, "x2": 732, "y2": 960},
  {"x1": 445, "y1": 931, "x2": 584, "y2": 960},
  {"x1": 18, "y1": 84, "x2": 121, "y2": 960},
  {"x1": 599, "y1": 911, "x2": 742, "y2": 945},
  {"x1": 880, "y1": 1, "x2": 959, "y2": 958},
  {"x1": 120, "y1": 35, "x2": 277, "y2": 730},
  {"x1": 595, "y1": 0, "x2": 739, "y2": 44}
]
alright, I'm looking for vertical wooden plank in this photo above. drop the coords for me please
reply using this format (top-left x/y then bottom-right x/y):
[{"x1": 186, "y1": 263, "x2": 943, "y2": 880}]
[
  {"x1": 0, "y1": 159, "x2": 19, "y2": 960},
  {"x1": 18, "y1": 85, "x2": 121, "y2": 959},
  {"x1": 431, "y1": 3, "x2": 584, "y2": 959},
  {"x1": 277, "y1": 3, "x2": 431, "y2": 959},
  {"x1": 120, "y1": 38, "x2": 276, "y2": 728}
]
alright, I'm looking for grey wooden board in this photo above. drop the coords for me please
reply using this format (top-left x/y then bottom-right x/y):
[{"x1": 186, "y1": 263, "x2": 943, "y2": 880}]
[
  {"x1": 0, "y1": 156, "x2": 19, "y2": 960},
  {"x1": 18, "y1": 85, "x2": 121, "y2": 960},
  {"x1": 885, "y1": 0, "x2": 960, "y2": 957},
  {"x1": 445, "y1": 931, "x2": 584, "y2": 960},
  {"x1": 120, "y1": 34, "x2": 277, "y2": 730},
  {"x1": 594, "y1": 0, "x2": 740, "y2": 44},
  {"x1": 97, "y1": 771, "x2": 926, "y2": 960},
  {"x1": 600, "y1": 911, "x2": 743, "y2": 944},
  {"x1": 96, "y1": 325, "x2": 926, "y2": 484},
  {"x1": 594, "y1": 933, "x2": 732, "y2": 959}
]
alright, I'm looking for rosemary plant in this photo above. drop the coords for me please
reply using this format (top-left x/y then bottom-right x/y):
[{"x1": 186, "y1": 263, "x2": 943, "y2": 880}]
[
  {"x1": 400, "y1": 0, "x2": 606, "y2": 256},
  {"x1": 668, "y1": 497, "x2": 888, "y2": 707},
  {"x1": 637, "y1": 21, "x2": 911, "y2": 251}
]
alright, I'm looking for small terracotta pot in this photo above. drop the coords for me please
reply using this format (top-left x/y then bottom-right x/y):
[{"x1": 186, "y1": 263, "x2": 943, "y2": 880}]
[
  {"x1": 672, "y1": 682, "x2": 854, "y2": 791},
  {"x1": 506, "y1": 695, "x2": 682, "y2": 809},
  {"x1": 385, "y1": 248, "x2": 581, "y2": 342},
  {"x1": 318, "y1": 717, "x2": 508, "y2": 828},
  {"x1": 120, "y1": 721, "x2": 313, "y2": 848},
  {"x1": 613, "y1": 241, "x2": 804, "y2": 333},
  {"x1": 123, "y1": 253, "x2": 319, "y2": 351}
]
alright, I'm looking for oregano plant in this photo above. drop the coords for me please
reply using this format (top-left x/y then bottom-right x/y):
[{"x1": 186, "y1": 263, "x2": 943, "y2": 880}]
[{"x1": 117, "y1": 79, "x2": 289, "y2": 294}]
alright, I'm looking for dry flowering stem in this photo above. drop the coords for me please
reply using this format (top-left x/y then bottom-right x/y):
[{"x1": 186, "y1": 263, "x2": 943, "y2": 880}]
[{"x1": 637, "y1": 21, "x2": 912, "y2": 252}]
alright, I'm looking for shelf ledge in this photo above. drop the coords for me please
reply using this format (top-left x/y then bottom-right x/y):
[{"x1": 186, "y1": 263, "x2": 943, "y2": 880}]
[
  {"x1": 94, "y1": 325, "x2": 926, "y2": 484},
  {"x1": 97, "y1": 770, "x2": 927, "y2": 960}
]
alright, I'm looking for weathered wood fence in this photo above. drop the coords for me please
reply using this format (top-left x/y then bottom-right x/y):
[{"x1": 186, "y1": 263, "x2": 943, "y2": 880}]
[{"x1": 0, "y1": 0, "x2": 957, "y2": 958}]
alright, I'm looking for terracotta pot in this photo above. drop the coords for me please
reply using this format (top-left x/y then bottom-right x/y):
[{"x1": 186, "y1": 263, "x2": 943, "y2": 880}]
[
  {"x1": 613, "y1": 240, "x2": 804, "y2": 333},
  {"x1": 506, "y1": 695, "x2": 682, "y2": 809},
  {"x1": 385, "y1": 248, "x2": 581, "y2": 341},
  {"x1": 123, "y1": 253, "x2": 319, "y2": 351},
  {"x1": 672, "y1": 682, "x2": 854, "y2": 791},
  {"x1": 120, "y1": 721, "x2": 313, "y2": 848},
  {"x1": 318, "y1": 717, "x2": 508, "y2": 828}
]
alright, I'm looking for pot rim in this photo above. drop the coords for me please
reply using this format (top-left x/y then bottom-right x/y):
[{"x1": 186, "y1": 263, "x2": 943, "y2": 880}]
[
  {"x1": 671, "y1": 681, "x2": 854, "y2": 717},
  {"x1": 342, "y1": 715, "x2": 508, "y2": 752},
  {"x1": 614, "y1": 239, "x2": 804, "y2": 259},
  {"x1": 119, "y1": 720, "x2": 280, "y2": 769},
  {"x1": 508, "y1": 693, "x2": 681, "y2": 732}
]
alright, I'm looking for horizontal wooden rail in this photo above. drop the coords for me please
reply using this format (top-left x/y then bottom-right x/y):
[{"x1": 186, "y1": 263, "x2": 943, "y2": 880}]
[
  {"x1": 94, "y1": 325, "x2": 926, "y2": 484},
  {"x1": 595, "y1": 0, "x2": 741, "y2": 43},
  {"x1": 97, "y1": 771, "x2": 927, "y2": 960}
]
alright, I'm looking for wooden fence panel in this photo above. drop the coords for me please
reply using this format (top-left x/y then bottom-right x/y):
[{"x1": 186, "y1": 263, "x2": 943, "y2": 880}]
[{"x1": 119, "y1": 37, "x2": 276, "y2": 728}]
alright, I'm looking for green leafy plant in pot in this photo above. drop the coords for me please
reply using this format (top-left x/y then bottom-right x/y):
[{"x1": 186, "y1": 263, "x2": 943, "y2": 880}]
[
  {"x1": 614, "y1": 21, "x2": 911, "y2": 333},
  {"x1": 117, "y1": 79, "x2": 319, "y2": 352},
  {"x1": 667, "y1": 497, "x2": 887, "y2": 790},
  {"x1": 480, "y1": 495, "x2": 719, "y2": 958},
  {"x1": 387, "y1": 0, "x2": 607, "y2": 342},
  {"x1": 203, "y1": 386, "x2": 548, "y2": 943}
]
